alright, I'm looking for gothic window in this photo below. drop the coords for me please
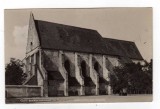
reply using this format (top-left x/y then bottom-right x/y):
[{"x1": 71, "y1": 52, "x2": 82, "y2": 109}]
[
  {"x1": 81, "y1": 61, "x2": 87, "y2": 78},
  {"x1": 64, "y1": 60, "x2": 70, "y2": 76},
  {"x1": 31, "y1": 54, "x2": 34, "y2": 65},
  {"x1": 94, "y1": 62, "x2": 99, "y2": 73},
  {"x1": 30, "y1": 42, "x2": 33, "y2": 46},
  {"x1": 30, "y1": 42, "x2": 33, "y2": 49},
  {"x1": 36, "y1": 52, "x2": 39, "y2": 65},
  {"x1": 61, "y1": 54, "x2": 64, "y2": 65}
]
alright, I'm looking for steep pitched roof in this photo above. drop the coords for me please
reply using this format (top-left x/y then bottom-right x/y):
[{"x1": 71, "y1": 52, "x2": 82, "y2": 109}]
[
  {"x1": 103, "y1": 38, "x2": 143, "y2": 60},
  {"x1": 34, "y1": 19, "x2": 143, "y2": 60},
  {"x1": 35, "y1": 20, "x2": 107, "y2": 54}
]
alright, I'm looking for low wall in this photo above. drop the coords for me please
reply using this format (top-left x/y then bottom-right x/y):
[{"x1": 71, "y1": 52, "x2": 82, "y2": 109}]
[{"x1": 6, "y1": 85, "x2": 42, "y2": 98}]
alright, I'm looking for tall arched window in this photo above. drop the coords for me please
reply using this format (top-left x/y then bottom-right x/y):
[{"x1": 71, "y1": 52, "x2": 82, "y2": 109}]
[
  {"x1": 64, "y1": 60, "x2": 70, "y2": 75},
  {"x1": 94, "y1": 62, "x2": 99, "y2": 73},
  {"x1": 81, "y1": 61, "x2": 87, "y2": 78}
]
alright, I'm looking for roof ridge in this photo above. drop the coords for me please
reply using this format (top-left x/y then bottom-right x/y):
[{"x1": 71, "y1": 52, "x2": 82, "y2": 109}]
[
  {"x1": 103, "y1": 37, "x2": 134, "y2": 43},
  {"x1": 34, "y1": 19, "x2": 97, "y2": 32}
]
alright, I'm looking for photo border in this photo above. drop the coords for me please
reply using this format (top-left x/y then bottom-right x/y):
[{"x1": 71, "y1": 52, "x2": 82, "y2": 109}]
[{"x1": 1, "y1": 0, "x2": 160, "y2": 109}]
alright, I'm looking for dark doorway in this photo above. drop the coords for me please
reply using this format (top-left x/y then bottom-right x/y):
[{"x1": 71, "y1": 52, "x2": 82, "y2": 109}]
[
  {"x1": 64, "y1": 59, "x2": 79, "y2": 96},
  {"x1": 80, "y1": 60, "x2": 95, "y2": 95},
  {"x1": 94, "y1": 62, "x2": 108, "y2": 95},
  {"x1": 47, "y1": 71, "x2": 64, "y2": 97}
]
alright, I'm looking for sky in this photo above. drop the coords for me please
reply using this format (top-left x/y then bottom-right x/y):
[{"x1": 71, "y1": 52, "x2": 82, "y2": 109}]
[{"x1": 5, "y1": 8, "x2": 152, "y2": 64}]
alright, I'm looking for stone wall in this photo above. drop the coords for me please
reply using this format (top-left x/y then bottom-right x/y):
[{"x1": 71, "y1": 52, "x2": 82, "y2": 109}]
[
  {"x1": 42, "y1": 50, "x2": 66, "y2": 96},
  {"x1": 48, "y1": 80, "x2": 64, "y2": 96},
  {"x1": 41, "y1": 50, "x2": 118, "y2": 96},
  {"x1": 37, "y1": 69, "x2": 43, "y2": 86},
  {"x1": 43, "y1": 50, "x2": 60, "y2": 71},
  {"x1": 23, "y1": 48, "x2": 124, "y2": 96},
  {"x1": 6, "y1": 85, "x2": 42, "y2": 98},
  {"x1": 26, "y1": 13, "x2": 40, "y2": 53}
]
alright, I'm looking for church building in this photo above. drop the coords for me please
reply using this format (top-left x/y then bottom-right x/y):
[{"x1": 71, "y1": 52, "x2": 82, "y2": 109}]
[{"x1": 23, "y1": 13, "x2": 144, "y2": 97}]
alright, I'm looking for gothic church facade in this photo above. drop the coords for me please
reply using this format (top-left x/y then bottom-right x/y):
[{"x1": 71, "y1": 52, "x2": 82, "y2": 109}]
[{"x1": 23, "y1": 13, "x2": 144, "y2": 97}]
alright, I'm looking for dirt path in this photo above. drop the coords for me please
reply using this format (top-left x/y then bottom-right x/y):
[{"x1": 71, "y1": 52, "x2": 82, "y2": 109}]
[{"x1": 6, "y1": 94, "x2": 152, "y2": 104}]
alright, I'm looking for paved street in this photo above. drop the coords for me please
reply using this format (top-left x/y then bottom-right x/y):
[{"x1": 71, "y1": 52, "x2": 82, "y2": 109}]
[{"x1": 6, "y1": 94, "x2": 152, "y2": 103}]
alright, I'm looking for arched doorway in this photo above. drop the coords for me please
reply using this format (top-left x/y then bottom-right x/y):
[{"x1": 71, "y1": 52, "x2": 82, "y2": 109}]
[
  {"x1": 80, "y1": 60, "x2": 95, "y2": 95},
  {"x1": 64, "y1": 59, "x2": 79, "y2": 96},
  {"x1": 94, "y1": 61, "x2": 108, "y2": 95}
]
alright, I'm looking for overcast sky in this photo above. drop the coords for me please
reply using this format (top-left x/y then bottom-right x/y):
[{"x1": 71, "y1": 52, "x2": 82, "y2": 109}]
[{"x1": 5, "y1": 8, "x2": 152, "y2": 64}]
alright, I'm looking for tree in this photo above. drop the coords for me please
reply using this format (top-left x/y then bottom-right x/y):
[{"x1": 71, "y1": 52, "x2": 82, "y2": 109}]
[
  {"x1": 110, "y1": 60, "x2": 153, "y2": 94},
  {"x1": 110, "y1": 65, "x2": 130, "y2": 94},
  {"x1": 142, "y1": 59, "x2": 152, "y2": 92},
  {"x1": 5, "y1": 58, "x2": 26, "y2": 85}
]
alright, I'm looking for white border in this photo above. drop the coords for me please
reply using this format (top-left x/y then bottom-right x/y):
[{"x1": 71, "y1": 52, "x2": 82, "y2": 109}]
[{"x1": 1, "y1": 0, "x2": 160, "y2": 109}]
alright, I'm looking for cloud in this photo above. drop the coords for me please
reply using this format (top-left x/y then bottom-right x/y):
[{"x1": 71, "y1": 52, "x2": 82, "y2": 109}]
[
  {"x1": 5, "y1": 25, "x2": 29, "y2": 63},
  {"x1": 13, "y1": 25, "x2": 28, "y2": 46}
]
